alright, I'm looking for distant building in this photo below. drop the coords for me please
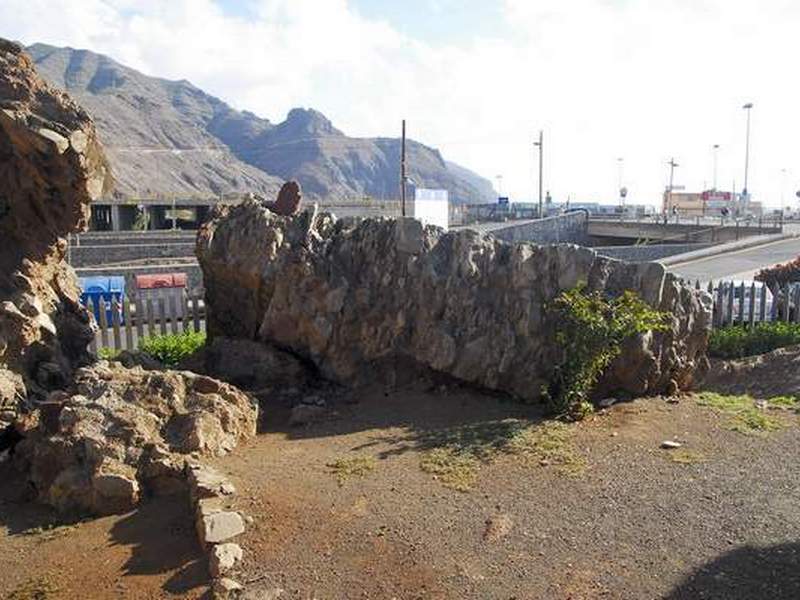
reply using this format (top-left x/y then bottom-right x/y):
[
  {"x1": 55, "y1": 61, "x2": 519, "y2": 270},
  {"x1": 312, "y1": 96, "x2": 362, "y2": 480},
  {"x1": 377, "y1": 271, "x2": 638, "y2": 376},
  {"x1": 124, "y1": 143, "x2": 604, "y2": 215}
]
[{"x1": 663, "y1": 190, "x2": 763, "y2": 217}]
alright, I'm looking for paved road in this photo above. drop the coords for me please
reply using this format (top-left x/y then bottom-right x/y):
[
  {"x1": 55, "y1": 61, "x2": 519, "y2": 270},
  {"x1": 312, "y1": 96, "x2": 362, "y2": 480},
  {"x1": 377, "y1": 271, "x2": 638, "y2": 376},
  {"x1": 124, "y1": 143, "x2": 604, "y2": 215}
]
[{"x1": 670, "y1": 235, "x2": 800, "y2": 283}]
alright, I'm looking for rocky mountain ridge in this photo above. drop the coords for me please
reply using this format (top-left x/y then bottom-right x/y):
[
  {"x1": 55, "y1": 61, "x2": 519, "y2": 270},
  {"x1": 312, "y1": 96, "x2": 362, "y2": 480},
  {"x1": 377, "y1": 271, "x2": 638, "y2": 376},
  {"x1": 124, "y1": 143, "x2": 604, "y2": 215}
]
[{"x1": 27, "y1": 43, "x2": 495, "y2": 203}]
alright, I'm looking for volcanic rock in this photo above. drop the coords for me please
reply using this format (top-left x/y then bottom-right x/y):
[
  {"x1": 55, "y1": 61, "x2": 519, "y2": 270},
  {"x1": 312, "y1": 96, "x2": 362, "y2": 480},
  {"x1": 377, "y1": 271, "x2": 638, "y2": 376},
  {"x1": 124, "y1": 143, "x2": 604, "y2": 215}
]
[
  {"x1": 197, "y1": 203, "x2": 711, "y2": 401},
  {"x1": 13, "y1": 362, "x2": 257, "y2": 515},
  {"x1": 0, "y1": 38, "x2": 112, "y2": 417}
]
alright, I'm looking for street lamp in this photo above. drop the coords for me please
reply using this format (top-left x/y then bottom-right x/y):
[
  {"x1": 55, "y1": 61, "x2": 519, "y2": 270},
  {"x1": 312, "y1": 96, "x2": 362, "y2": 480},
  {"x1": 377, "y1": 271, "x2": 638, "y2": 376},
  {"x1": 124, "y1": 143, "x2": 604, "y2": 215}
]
[
  {"x1": 617, "y1": 157, "x2": 624, "y2": 206},
  {"x1": 712, "y1": 144, "x2": 720, "y2": 191},
  {"x1": 534, "y1": 131, "x2": 543, "y2": 218},
  {"x1": 742, "y1": 102, "x2": 754, "y2": 204}
]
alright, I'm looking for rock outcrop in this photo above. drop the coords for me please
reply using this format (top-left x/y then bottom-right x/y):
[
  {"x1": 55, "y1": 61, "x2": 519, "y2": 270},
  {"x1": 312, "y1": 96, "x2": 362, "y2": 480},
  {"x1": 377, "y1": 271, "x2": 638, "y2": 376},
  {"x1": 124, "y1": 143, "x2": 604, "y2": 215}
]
[
  {"x1": 13, "y1": 362, "x2": 257, "y2": 515},
  {"x1": 0, "y1": 38, "x2": 112, "y2": 423},
  {"x1": 197, "y1": 202, "x2": 711, "y2": 402}
]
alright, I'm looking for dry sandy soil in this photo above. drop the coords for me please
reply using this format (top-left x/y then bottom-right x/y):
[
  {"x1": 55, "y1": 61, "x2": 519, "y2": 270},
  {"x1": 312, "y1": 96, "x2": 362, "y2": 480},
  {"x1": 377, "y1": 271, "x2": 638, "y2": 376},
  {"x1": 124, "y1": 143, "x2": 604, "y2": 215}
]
[{"x1": 2, "y1": 378, "x2": 800, "y2": 599}]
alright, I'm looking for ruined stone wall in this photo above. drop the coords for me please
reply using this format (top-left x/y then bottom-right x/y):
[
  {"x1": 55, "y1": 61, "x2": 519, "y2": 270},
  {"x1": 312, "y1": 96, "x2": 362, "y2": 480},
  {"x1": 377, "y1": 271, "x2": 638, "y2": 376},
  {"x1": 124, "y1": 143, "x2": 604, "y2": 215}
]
[
  {"x1": 197, "y1": 203, "x2": 711, "y2": 402},
  {"x1": 0, "y1": 38, "x2": 112, "y2": 421}
]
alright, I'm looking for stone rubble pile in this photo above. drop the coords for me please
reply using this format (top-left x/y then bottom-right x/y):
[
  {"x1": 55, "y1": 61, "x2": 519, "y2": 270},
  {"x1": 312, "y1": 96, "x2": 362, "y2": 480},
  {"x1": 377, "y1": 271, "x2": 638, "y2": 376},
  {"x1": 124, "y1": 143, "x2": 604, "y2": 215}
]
[
  {"x1": 13, "y1": 362, "x2": 258, "y2": 515},
  {"x1": 197, "y1": 203, "x2": 711, "y2": 402},
  {"x1": 186, "y1": 463, "x2": 247, "y2": 599}
]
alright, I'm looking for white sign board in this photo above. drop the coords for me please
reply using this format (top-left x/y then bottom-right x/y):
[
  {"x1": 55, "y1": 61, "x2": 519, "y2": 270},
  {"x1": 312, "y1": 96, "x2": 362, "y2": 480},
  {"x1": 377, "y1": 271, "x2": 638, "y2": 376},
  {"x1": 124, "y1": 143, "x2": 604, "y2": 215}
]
[{"x1": 412, "y1": 188, "x2": 449, "y2": 230}]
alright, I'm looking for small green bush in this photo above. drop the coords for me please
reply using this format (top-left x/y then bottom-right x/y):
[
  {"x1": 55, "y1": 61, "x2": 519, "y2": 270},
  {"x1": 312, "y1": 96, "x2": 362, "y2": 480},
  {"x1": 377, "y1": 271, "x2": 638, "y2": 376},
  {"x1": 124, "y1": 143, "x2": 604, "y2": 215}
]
[
  {"x1": 97, "y1": 347, "x2": 121, "y2": 361},
  {"x1": 547, "y1": 284, "x2": 670, "y2": 419},
  {"x1": 708, "y1": 322, "x2": 800, "y2": 359},
  {"x1": 138, "y1": 331, "x2": 206, "y2": 367}
]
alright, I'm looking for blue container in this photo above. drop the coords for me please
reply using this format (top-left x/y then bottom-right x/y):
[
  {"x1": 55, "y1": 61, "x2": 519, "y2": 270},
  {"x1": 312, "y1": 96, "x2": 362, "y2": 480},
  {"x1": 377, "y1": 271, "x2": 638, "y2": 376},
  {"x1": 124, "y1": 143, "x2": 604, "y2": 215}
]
[{"x1": 79, "y1": 276, "x2": 126, "y2": 325}]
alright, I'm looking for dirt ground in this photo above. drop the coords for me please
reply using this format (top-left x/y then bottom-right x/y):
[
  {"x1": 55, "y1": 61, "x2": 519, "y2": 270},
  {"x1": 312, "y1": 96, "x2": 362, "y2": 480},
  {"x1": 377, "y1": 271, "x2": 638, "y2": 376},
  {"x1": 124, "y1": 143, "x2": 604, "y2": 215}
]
[
  {"x1": 210, "y1": 382, "x2": 800, "y2": 600},
  {"x1": 2, "y1": 373, "x2": 800, "y2": 599},
  {"x1": 0, "y1": 468, "x2": 206, "y2": 599}
]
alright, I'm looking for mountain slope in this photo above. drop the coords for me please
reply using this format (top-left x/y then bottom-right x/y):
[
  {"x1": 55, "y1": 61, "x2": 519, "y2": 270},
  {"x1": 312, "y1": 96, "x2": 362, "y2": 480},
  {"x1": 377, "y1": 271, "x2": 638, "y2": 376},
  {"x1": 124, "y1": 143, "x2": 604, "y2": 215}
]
[
  {"x1": 27, "y1": 43, "x2": 282, "y2": 199},
  {"x1": 28, "y1": 43, "x2": 495, "y2": 203}
]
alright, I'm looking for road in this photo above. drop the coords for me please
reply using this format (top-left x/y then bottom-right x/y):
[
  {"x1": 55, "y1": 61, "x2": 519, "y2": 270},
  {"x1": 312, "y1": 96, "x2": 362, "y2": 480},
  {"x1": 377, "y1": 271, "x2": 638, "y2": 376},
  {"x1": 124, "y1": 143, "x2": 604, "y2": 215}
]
[{"x1": 669, "y1": 235, "x2": 800, "y2": 283}]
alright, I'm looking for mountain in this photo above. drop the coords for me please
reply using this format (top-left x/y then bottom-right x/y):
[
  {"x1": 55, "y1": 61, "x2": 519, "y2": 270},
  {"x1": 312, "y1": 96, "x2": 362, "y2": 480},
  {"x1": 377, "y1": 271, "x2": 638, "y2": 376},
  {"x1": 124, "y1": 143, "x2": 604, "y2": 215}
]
[{"x1": 27, "y1": 43, "x2": 495, "y2": 204}]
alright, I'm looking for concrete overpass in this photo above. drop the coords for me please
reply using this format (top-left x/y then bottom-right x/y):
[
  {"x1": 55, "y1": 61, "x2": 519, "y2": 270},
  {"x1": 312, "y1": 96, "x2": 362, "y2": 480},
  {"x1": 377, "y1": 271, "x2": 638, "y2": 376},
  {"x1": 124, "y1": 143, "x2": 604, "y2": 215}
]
[{"x1": 587, "y1": 218, "x2": 781, "y2": 245}]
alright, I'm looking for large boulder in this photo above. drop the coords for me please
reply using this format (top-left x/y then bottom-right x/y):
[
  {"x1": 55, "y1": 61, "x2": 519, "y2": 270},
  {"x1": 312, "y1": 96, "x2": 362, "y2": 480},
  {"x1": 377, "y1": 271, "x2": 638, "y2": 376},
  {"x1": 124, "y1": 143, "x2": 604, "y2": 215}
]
[
  {"x1": 14, "y1": 361, "x2": 258, "y2": 516},
  {"x1": 0, "y1": 39, "x2": 112, "y2": 420},
  {"x1": 196, "y1": 202, "x2": 711, "y2": 402}
]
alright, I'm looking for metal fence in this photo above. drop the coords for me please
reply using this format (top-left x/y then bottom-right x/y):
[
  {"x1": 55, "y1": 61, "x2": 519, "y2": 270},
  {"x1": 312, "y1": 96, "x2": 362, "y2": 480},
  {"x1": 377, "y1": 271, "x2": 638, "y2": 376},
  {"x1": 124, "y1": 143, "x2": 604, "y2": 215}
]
[
  {"x1": 687, "y1": 279, "x2": 800, "y2": 328},
  {"x1": 84, "y1": 292, "x2": 206, "y2": 353}
]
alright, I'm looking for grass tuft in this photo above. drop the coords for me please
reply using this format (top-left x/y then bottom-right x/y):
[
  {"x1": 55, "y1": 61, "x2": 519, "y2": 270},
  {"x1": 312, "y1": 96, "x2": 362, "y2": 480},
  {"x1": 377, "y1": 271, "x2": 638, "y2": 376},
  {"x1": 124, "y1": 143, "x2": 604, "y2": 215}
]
[
  {"x1": 420, "y1": 448, "x2": 480, "y2": 492},
  {"x1": 505, "y1": 422, "x2": 586, "y2": 476},
  {"x1": 418, "y1": 419, "x2": 585, "y2": 491},
  {"x1": 327, "y1": 455, "x2": 377, "y2": 485},
  {"x1": 7, "y1": 576, "x2": 59, "y2": 599},
  {"x1": 768, "y1": 395, "x2": 799, "y2": 409},
  {"x1": 695, "y1": 392, "x2": 783, "y2": 435},
  {"x1": 668, "y1": 449, "x2": 708, "y2": 465}
]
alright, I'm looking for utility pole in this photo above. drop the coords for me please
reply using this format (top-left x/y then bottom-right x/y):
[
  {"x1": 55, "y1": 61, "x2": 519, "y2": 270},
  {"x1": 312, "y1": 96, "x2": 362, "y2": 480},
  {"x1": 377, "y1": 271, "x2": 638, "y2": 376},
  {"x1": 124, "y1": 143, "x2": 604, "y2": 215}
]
[
  {"x1": 666, "y1": 158, "x2": 679, "y2": 216},
  {"x1": 712, "y1": 144, "x2": 720, "y2": 191},
  {"x1": 534, "y1": 130, "x2": 543, "y2": 218},
  {"x1": 400, "y1": 119, "x2": 407, "y2": 217},
  {"x1": 742, "y1": 102, "x2": 754, "y2": 206}
]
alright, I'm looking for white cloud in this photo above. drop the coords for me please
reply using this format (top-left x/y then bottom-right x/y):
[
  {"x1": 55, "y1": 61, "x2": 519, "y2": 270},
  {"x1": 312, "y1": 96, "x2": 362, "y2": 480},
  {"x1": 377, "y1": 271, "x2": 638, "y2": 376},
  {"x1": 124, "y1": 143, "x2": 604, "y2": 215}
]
[{"x1": 2, "y1": 0, "x2": 799, "y2": 209}]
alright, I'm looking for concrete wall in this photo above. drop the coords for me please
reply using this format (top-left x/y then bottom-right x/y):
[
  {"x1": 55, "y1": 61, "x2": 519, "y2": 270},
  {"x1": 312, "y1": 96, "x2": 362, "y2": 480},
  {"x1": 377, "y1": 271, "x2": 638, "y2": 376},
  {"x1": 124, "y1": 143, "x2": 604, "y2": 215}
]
[
  {"x1": 594, "y1": 243, "x2": 714, "y2": 262},
  {"x1": 483, "y1": 211, "x2": 589, "y2": 245},
  {"x1": 69, "y1": 242, "x2": 195, "y2": 268},
  {"x1": 588, "y1": 220, "x2": 780, "y2": 244}
]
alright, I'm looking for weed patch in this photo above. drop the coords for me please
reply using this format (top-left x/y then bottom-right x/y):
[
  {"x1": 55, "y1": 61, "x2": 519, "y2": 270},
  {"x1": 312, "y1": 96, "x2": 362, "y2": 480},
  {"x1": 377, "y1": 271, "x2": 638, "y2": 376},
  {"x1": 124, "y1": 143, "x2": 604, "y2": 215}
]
[
  {"x1": 667, "y1": 449, "x2": 708, "y2": 465},
  {"x1": 418, "y1": 419, "x2": 585, "y2": 490},
  {"x1": 420, "y1": 448, "x2": 480, "y2": 492},
  {"x1": 327, "y1": 455, "x2": 377, "y2": 485},
  {"x1": 695, "y1": 392, "x2": 783, "y2": 435},
  {"x1": 7, "y1": 576, "x2": 59, "y2": 599},
  {"x1": 505, "y1": 422, "x2": 585, "y2": 476}
]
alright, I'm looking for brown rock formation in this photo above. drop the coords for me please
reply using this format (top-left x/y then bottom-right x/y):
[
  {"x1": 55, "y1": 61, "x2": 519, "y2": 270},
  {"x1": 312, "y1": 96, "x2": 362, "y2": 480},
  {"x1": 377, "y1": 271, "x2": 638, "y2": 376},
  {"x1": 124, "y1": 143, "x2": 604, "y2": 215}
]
[
  {"x1": 14, "y1": 362, "x2": 257, "y2": 516},
  {"x1": 261, "y1": 180, "x2": 302, "y2": 216},
  {"x1": 197, "y1": 203, "x2": 711, "y2": 402},
  {"x1": 0, "y1": 38, "x2": 112, "y2": 417}
]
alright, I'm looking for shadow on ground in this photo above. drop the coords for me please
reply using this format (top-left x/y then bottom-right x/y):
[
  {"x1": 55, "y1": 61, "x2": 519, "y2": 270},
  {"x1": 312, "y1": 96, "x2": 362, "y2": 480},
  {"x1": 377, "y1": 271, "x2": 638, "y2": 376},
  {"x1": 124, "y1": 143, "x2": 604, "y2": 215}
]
[
  {"x1": 665, "y1": 542, "x2": 800, "y2": 600},
  {"x1": 259, "y1": 379, "x2": 551, "y2": 460},
  {"x1": 109, "y1": 495, "x2": 207, "y2": 595}
]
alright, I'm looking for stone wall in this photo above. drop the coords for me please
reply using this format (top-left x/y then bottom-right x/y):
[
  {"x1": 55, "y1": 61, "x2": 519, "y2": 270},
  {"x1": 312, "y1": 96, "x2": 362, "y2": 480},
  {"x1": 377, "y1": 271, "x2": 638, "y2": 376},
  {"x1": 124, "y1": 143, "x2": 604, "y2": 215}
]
[
  {"x1": 69, "y1": 241, "x2": 196, "y2": 268},
  {"x1": 0, "y1": 39, "x2": 112, "y2": 417},
  {"x1": 197, "y1": 203, "x2": 710, "y2": 403}
]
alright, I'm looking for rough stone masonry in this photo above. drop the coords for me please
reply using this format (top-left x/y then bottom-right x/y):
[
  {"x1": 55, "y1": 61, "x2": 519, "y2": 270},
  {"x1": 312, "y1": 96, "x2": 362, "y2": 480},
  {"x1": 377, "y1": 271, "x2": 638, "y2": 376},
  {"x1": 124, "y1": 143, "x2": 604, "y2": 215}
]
[
  {"x1": 197, "y1": 200, "x2": 711, "y2": 402},
  {"x1": 0, "y1": 38, "x2": 112, "y2": 425}
]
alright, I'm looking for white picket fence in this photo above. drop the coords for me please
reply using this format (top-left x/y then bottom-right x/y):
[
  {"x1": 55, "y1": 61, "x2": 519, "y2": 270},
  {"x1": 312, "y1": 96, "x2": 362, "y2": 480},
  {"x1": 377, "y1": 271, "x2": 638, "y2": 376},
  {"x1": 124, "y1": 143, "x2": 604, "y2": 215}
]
[
  {"x1": 85, "y1": 292, "x2": 206, "y2": 353},
  {"x1": 687, "y1": 279, "x2": 800, "y2": 328}
]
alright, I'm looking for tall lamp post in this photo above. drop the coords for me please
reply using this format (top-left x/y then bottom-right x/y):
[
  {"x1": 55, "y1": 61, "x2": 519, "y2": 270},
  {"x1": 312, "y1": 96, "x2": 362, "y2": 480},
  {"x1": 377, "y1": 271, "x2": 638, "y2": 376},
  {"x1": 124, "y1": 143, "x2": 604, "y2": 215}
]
[
  {"x1": 534, "y1": 131, "x2": 543, "y2": 218},
  {"x1": 617, "y1": 157, "x2": 624, "y2": 207},
  {"x1": 742, "y1": 102, "x2": 754, "y2": 207},
  {"x1": 712, "y1": 144, "x2": 720, "y2": 191}
]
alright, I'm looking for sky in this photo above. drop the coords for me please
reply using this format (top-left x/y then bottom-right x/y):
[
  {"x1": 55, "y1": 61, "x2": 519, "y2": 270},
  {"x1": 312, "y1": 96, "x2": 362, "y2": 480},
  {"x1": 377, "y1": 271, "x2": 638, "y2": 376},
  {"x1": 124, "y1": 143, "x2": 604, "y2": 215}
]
[{"x1": 3, "y1": 0, "x2": 800, "y2": 209}]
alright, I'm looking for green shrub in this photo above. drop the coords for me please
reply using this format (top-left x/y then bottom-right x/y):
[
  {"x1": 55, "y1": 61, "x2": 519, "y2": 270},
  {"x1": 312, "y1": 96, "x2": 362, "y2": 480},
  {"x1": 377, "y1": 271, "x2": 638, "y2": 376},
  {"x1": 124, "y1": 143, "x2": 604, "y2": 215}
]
[
  {"x1": 708, "y1": 321, "x2": 800, "y2": 359},
  {"x1": 546, "y1": 284, "x2": 670, "y2": 419},
  {"x1": 138, "y1": 331, "x2": 206, "y2": 367},
  {"x1": 97, "y1": 347, "x2": 121, "y2": 361}
]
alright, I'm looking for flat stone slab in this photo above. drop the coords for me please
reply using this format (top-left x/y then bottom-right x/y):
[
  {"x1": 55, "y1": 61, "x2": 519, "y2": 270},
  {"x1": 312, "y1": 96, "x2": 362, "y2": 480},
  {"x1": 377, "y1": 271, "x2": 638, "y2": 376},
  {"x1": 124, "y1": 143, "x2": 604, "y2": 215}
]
[{"x1": 197, "y1": 510, "x2": 245, "y2": 545}]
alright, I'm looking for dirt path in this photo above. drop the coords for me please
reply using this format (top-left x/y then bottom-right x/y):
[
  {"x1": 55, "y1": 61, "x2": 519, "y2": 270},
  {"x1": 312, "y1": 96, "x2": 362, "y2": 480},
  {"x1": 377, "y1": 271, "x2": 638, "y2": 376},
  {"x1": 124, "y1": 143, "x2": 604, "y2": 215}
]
[
  {"x1": 209, "y1": 386, "x2": 800, "y2": 600},
  {"x1": 0, "y1": 468, "x2": 206, "y2": 600}
]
